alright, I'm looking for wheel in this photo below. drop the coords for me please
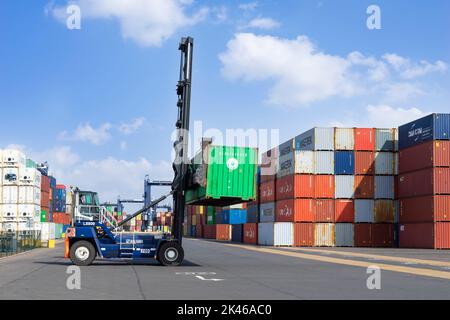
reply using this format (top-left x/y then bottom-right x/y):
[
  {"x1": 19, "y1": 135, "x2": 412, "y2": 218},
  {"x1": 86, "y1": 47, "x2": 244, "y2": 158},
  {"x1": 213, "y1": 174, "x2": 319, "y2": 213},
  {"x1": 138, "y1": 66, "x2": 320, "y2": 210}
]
[
  {"x1": 69, "y1": 240, "x2": 96, "y2": 266},
  {"x1": 157, "y1": 242, "x2": 184, "y2": 266}
]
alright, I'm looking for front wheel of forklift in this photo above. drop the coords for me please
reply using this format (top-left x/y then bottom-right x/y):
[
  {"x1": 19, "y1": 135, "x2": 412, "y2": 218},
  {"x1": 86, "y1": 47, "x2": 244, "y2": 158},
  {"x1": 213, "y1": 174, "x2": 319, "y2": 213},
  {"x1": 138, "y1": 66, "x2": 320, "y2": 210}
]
[{"x1": 157, "y1": 242, "x2": 184, "y2": 266}]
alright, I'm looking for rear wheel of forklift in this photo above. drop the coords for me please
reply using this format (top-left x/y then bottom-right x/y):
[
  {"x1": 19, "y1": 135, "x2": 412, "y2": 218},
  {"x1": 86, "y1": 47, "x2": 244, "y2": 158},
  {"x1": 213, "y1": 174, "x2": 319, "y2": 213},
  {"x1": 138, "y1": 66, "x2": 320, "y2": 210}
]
[
  {"x1": 157, "y1": 242, "x2": 184, "y2": 266},
  {"x1": 70, "y1": 240, "x2": 96, "y2": 266}
]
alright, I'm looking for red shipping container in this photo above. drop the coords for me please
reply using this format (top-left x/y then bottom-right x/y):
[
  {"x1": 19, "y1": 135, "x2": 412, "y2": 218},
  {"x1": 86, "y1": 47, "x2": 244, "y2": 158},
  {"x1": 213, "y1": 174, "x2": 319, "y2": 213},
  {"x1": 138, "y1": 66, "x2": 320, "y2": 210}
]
[
  {"x1": 243, "y1": 223, "x2": 258, "y2": 244},
  {"x1": 196, "y1": 225, "x2": 203, "y2": 238},
  {"x1": 372, "y1": 224, "x2": 395, "y2": 247},
  {"x1": 399, "y1": 140, "x2": 450, "y2": 174},
  {"x1": 275, "y1": 199, "x2": 315, "y2": 222},
  {"x1": 315, "y1": 199, "x2": 335, "y2": 222},
  {"x1": 354, "y1": 224, "x2": 372, "y2": 247},
  {"x1": 56, "y1": 184, "x2": 66, "y2": 189},
  {"x1": 399, "y1": 195, "x2": 450, "y2": 223},
  {"x1": 354, "y1": 151, "x2": 375, "y2": 175},
  {"x1": 216, "y1": 225, "x2": 231, "y2": 241},
  {"x1": 294, "y1": 223, "x2": 314, "y2": 247},
  {"x1": 276, "y1": 174, "x2": 314, "y2": 200},
  {"x1": 335, "y1": 200, "x2": 354, "y2": 223},
  {"x1": 354, "y1": 128, "x2": 375, "y2": 151},
  {"x1": 399, "y1": 223, "x2": 450, "y2": 249},
  {"x1": 41, "y1": 175, "x2": 50, "y2": 192},
  {"x1": 398, "y1": 167, "x2": 450, "y2": 198},
  {"x1": 314, "y1": 175, "x2": 334, "y2": 198},
  {"x1": 354, "y1": 175, "x2": 374, "y2": 199},
  {"x1": 203, "y1": 224, "x2": 217, "y2": 239},
  {"x1": 260, "y1": 180, "x2": 276, "y2": 203},
  {"x1": 260, "y1": 174, "x2": 276, "y2": 183},
  {"x1": 41, "y1": 191, "x2": 50, "y2": 208}
]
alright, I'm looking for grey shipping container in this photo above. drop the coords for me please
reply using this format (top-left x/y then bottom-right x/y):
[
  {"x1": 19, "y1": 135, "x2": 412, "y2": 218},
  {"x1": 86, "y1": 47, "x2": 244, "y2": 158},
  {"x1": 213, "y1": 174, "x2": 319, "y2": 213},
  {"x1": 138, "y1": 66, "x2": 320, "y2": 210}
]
[
  {"x1": 295, "y1": 127, "x2": 334, "y2": 151},
  {"x1": 335, "y1": 223, "x2": 354, "y2": 247},
  {"x1": 375, "y1": 128, "x2": 396, "y2": 151},
  {"x1": 277, "y1": 151, "x2": 295, "y2": 178},
  {"x1": 374, "y1": 152, "x2": 395, "y2": 175},
  {"x1": 259, "y1": 202, "x2": 276, "y2": 222},
  {"x1": 314, "y1": 151, "x2": 334, "y2": 174},
  {"x1": 375, "y1": 176, "x2": 395, "y2": 199},
  {"x1": 335, "y1": 175, "x2": 355, "y2": 199},
  {"x1": 355, "y1": 199, "x2": 375, "y2": 223}
]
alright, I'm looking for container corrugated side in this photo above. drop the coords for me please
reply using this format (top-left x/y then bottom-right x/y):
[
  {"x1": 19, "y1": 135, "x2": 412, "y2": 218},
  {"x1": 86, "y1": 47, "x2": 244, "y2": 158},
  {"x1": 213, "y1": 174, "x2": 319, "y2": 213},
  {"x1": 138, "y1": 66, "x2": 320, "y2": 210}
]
[
  {"x1": 259, "y1": 202, "x2": 276, "y2": 222},
  {"x1": 374, "y1": 152, "x2": 395, "y2": 175},
  {"x1": 277, "y1": 150, "x2": 295, "y2": 178},
  {"x1": 399, "y1": 223, "x2": 434, "y2": 248},
  {"x1": 335, "y1": 200, "x2": 354, "y2": 223},
  {"x1": 375, "y1": 176, "x2": 395, "y2": 199},
  {"x1": 260, "y1": 180, "x2": 275, "y2": 203},
  {"x1": 334, "y1": 151, "x2": 355, "y2": 175},
  {"x1": 335, "y1": 223, "x2": 354, "y2": 247},
  {"x1": 295, "y1": 127, "x2": 334, "y2": 151},
  {"x1": 276, "y1": 174, "x2": 314, "y2": 200},
  {"x1": 398, "y1": 168, "x2": 450, "y2": 198},
  {"x1": 294, "y1": 150, "x2": 314, "y2": 173},
  {"x1": 374, "y1": 200, "x2": 395, "y2": 223},
  {"x1": 334, "y1": 128, "x2": 354, "y2": 150},
  {"x1": 335, "y1": 175, "x2": 355, "y2": 199},
  {"x1": 315, "y1": 199, "x2": 335, "y2": 222},
  {"x1": 258, "y1": 222, "x2": 293, "y2": 246},
  {"x1": 375, "y1": 128, "x2": 396, "y2": 151},
  {"x1": 243, "y1": 223, "x2": 258, "y2": 244},
  {"x1": 399, "y1": 140, "x2": 450, "y2": 174},
  {"x1": 354, "y1": 151, "x2": 375, "y2": 175},
  {"x1": 354, "y1": 175, "x2": 374, "y2": 199},
  {"x1": 354, "y1": 224, "x2": 372, "y2": 247},
  {"x1": 355, "y1": 199, "x2": 375, "y2": 223},
  {"x1": 314, "y1": 151, "x2": 334, "y2": 174},
  {"x1": 314, "y1": 223, "x2": 335, "y2": 247},
  {"x1": 354, "y1": 128, "x2": 375, "y2": 151},
  {"x1": 372, "y1": 224, "x2": 395, "y2": 247},
  {"x1": 294, "y1": 223, "x2": 314, "y2": 246},
  {"x1": 314, "y1": 175, "x2": 334, "y2": 198},
  {"x1": 399, "y1": 195, "x2": 450, "y2": 222},
  {"x1": 276, "y1": 198, "x2": 315, "y2": 222}
]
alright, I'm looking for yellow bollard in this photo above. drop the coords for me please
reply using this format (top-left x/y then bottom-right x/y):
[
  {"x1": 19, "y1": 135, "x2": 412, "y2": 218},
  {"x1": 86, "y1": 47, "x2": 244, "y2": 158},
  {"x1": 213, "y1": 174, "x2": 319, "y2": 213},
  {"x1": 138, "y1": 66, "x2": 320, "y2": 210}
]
[{"x1": 48, "y1": 240, "x2": 55, "y2": 249}]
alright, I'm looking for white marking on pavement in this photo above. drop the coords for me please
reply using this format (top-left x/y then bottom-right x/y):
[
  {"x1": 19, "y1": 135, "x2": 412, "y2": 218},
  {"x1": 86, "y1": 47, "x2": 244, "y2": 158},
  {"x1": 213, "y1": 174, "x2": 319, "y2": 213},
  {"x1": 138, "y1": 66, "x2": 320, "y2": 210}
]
[{"x1": 195, "y1": 275, "x2": 224, "y2": 282}]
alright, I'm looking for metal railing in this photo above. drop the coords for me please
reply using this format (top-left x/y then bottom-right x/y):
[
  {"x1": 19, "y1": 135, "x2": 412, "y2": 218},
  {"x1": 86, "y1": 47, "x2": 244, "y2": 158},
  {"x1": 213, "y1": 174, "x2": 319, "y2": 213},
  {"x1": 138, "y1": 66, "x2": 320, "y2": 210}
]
[{"x1": 0, "y1": 230, "x2": 42, "y2": 258}]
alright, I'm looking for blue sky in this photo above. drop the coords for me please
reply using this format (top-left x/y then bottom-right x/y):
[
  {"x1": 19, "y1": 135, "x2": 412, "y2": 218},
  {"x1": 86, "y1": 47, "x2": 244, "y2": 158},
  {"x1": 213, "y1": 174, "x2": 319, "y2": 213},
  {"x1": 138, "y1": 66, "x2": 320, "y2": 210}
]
[{"x1": 0, "y1": 0, "x2": 449, "y2": 206}]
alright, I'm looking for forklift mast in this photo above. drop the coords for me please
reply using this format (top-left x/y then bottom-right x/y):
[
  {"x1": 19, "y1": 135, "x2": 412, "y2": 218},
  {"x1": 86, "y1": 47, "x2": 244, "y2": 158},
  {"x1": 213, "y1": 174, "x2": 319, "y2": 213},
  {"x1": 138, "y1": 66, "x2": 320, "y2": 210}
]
[{"x1": 172, "y1": 37, "x2": 194, "y2": 244}]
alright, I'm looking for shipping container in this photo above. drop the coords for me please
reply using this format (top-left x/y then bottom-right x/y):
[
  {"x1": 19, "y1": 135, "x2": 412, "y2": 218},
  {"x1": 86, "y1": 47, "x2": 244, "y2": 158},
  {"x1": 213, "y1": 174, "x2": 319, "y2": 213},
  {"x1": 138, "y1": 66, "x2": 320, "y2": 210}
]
[
  {"x1": 399, "y1": 140, "x2": 450, "y2": 174},
  {"x1": 216, "y1": 224, "x2": 231, "y2": 241},
  {"x1": 231, "y1": 224, "x2": 244, "y2": 242},
  {"x1": 293, "y1": 223, "x2": 314, "y2": 247},
  {"x1": 374, "y1": 200, "x2": 395, "y2": 223},
  {"x1": 196, "y1": 225, "x2": 203, "y2": 238},
  {"x1": 335, "y1": 175, "x2": 355, "y2": 199},
  {"x1": 276, "y1": 174, "x2": 314, "y2": 200},
  {"x1": 354, "y1": 223, "x2": 372, "y2": 247},
  {"x1": 398, "y1": 168, "x2": 450, "y2": 198},
  {"x1": 258, "y1": 222, "x2": 294, "y2": 246},
  {"x1": 315, "y1": 199, "x2": 335, "y2": 222},
  {"x1": 260, "y1": 180, "x2": 276, "y2": 203},
  {"x1": 243, "y1": 223, "x2": 258, "y2": 244},
  {"x1": 295, "y1": 127, "x2": 334, "y2": 151},
  {"x1": 203, "y1": 224, "x2": 217, "y2": 239},
  {"x1": 372, "y1": 224, "x2": 395, "y2": 247},
  {"x1": 375, "y1": 176, "x2": 395, "y2": 199},
  {"x1": 294, "y1": 150, "x2": 314, "y2": 174},
  {"x1": 354, "y1": 128, "x2": 375, "y2": 151},
  {"x1": 398, "y1": 113, "x2": 450, "y2": 150},
  {"x1": 277, "y1": 151, "x2": 295, "y2": 178},
  {"x1": 186, "y1": 145, "x2": 258, "y2": 206},
  {"x1": 314, "y1": 151, "x2": 334, "y2": 174},
  {"x1": 374, "y1": 152, "x2": 395, "y2": 175},
  {"x1": 354, "y1": 151, "x2": 375, "y2": 175},
  {"x1": 354, "y1": 175, "x2": 374, "y2": 199},
  {"x1": 275, "y1": 199, "x2": 315, "y2": 222},
  {"x1": 260, "y1": 148, "x2": 278, "y2": 180},
  {"x1": 259, "y1": 202, "x2": 276, "y2": 222},
  {"x1": 2, "y1": 149, "x2": 26, "y2": 167},
  {"x1": 334, "y1": 128, "x2": 354, "y2": 150},
  {"x1": 354, "y1": 199, "x2": 375, "y2": 223},
  {"x1": 399, "y1": 223, "x2": 450, "y2": 249},
  {"x1": 375, "y1": 128, "x2": 396, "y2": 151},
  {"x1": 335, "y1": 200, "x2": 354, "y2": 223},
  {"x1": 246, "y1": 204, "x2": 259, "y2": 223},
  {"x1": 314, "y1": 223, "x2": 335, "y2": 247},
  {"x1": 334, "y1": 151, "x2": 355, "y2": 175},
  {"x1": 335, "y1": 223, "x2": 354, "y2": 247},
  {"x1": 2, "y1": 167, "x2": 19, "y2": 185},
  {"x1": 399, "y1": 195, "x2": 450, "y2": 222},
  {"x1": 314, "y1": 175, "x2": 334, "y2": 198},
  {"x1": 0, "y1": 204, "x2": 18, "y2": 219}
]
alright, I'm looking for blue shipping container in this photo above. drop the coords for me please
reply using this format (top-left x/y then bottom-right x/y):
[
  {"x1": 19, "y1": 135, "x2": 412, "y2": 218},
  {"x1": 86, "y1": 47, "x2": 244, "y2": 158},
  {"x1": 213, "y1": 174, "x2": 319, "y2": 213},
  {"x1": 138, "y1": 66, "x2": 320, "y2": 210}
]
[
  {"x1": 398, "y1": 113, "x2": 450, "y2": 150},
  {"x1": 231, "y1": 224, "x2": 244, "y2": 242},
  {"x1": 49, "y1": 176, "x2": 56, "y2": 188},
  {"x1": 218, "y1": 209, "x2": 247, "y2": 224},
  {"x1": 190, "y1": 225, "x2": 196, "y2": 237},
  {"x1": 334, "y1": 151, "x2": 355, "y2": 175},
  {"x1": 246, "y1": 204, "x2": 259, "y2": 223}
]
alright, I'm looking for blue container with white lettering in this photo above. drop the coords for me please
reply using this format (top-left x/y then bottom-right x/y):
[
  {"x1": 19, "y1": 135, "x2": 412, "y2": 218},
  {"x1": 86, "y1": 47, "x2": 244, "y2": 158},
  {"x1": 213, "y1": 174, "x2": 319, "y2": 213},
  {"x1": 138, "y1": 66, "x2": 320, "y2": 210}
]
[{"x1": 398, "y1": 113, "x2": 450, "y2": 150}]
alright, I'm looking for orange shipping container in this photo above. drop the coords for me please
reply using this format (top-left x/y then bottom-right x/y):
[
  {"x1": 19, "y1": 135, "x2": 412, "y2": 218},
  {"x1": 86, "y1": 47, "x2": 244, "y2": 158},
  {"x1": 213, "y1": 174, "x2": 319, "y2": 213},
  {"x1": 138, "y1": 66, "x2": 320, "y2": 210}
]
[
  {"x1": 315, "y1": 199, "x2": 335, "y2": 222},
  {"x1": 260, "y1": 180, "x2": 276, "y2": 203},
  {"x1": 275, "y1": 199, "x2": 315, "y2": 222},
  {"x1": 216, "y1": 225, "x2": 231, "y2": 241},
  {"x1": 354, "y1": 175, "x2": 374, "y2": 199},
  {"x1": 354, "y1": 151, "x2": 375, "y2": 175},
  {"x1": 294, "y1": 223, "x2": 314, "y2": 247},
  {"x1": 354, "y1": 128, "x2": 375, "y2": 151},
  {"x1": 314, "y1": 175, "x2": 334, "y2": 198},
  {"x1": 276, "y1": 174, "x2": 314, "y2": 200},
  {"x1": 243, "y1": 223, "x2": 258, "y2": 244},
  {"x1": 335, "y1": 200, "x2": 354, "y2": 223}
]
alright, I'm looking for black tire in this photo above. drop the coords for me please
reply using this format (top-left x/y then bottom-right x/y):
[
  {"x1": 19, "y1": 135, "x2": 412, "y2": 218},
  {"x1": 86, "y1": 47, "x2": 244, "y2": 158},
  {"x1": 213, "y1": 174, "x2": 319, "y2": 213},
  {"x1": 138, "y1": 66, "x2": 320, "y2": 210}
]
[
  {"x1": 157, "y1": 242, "x2": 184, "y2": 266},
  {"x1": 69, "y1": 240, "x2": 96, "y2": 266}
]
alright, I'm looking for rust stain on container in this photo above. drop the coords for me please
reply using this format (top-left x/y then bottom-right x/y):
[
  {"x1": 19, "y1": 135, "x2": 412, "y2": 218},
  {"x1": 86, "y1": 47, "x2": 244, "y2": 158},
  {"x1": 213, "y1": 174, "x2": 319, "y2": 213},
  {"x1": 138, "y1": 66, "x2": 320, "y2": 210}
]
[
  {"x1": 354, "y1": 175, "x2": 374, "y2": 199},
  {"x1": 314, "y1": 223, "x2": 335, "y2": 247},
  {"x1": 355, "y1": 151, "x2": 375, "y2": 175},
  {"x1": 374, "y1": 200, "x2": 395, "y2": 223}
]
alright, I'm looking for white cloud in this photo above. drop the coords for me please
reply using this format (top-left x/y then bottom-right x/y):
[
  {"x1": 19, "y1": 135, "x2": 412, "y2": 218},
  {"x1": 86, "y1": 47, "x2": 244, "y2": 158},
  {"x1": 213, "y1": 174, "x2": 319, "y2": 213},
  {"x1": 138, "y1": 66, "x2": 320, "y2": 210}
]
[
  {"x1": 366, "y1": 105, "x2": 425, "y2": 128},
  {"x1": 31, "y1": 146, "x2": 81, "y2": 169},
  {"x1": 246, "y1": 17, "x2": 280, "y2": 30},
  {"x1": 49, "y1": 0, "x2": 208, "y2": 47},
  {"x1": 59, "y1": 122, "x2": 112, "y2": 145},
  {"x1": 119, "y1": 117, "x2": 146, "y2": 135},
  {"x1": 238, "y1": 2, "x2": 258, "y2": 10},
  {"x1": 219, "y1": 33, "x2": 448, "y2": 108}
]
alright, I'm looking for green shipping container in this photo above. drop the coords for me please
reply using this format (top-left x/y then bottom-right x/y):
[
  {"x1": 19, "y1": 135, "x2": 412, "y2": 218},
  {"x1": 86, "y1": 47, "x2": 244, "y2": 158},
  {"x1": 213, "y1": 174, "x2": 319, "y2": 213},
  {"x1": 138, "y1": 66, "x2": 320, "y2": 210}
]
[
  {"x1": 186, "y1": 145, "x2": 258, "y2": 206},
  {"x1": 40, "y1": 210, "x2": 47, "y2": 223},
  {"x1": 26, "y1": 159, "x2": 37, "y2": 168},
  {"x1": 206, "y1": 207, "x2": 216, "y2": 225}
]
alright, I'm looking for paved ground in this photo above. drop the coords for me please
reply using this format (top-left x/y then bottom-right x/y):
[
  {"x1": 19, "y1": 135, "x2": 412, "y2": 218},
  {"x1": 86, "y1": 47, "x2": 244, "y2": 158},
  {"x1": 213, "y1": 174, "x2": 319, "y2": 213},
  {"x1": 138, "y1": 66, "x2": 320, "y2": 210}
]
[{"x1": 1, "y1": 238, "x2": 450, "y2": 300}]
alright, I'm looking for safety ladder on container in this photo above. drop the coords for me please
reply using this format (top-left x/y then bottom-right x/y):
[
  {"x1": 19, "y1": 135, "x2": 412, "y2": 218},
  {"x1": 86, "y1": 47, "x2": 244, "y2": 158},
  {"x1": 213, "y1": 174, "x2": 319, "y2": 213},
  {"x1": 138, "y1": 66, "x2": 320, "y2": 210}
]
[
  {"x1": 99, "y1": 206, "x2": 119, "y2": 229},
  {"x1": 118, "y1": 232, "x2": 135, "y2": 259}
]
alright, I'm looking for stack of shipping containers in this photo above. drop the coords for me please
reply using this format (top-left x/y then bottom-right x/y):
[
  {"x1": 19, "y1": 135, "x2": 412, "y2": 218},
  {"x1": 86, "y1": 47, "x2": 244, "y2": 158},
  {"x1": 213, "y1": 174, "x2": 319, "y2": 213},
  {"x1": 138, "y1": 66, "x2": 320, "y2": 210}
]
[{"x1": 398, "y1": 114, "x2": 450, "y2": 249}]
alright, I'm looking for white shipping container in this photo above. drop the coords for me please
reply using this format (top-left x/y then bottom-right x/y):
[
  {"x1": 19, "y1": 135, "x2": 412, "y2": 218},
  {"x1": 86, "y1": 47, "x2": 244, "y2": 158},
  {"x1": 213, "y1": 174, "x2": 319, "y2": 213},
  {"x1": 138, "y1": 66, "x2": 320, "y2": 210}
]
[
  {"x1": 355, "y1": 199, "x2": 375, "y2": 223},
  {"x1": 2, "y1": 149, "x2": 26, "y2": 167},
  {"x1": 2, "y1": 221, "x2": 27, "y2": 232},
  {"x1": 335, "y1": 175, "x2": 355, "y2": 199},
  {"x1": 40, "y1": 222, "x2": 56, "y2": 241},
  {"x1": 294, "y1": 150, "x2": 314, "y2": 174},
  {"x1": 18, "y1": 204, "x2": 34, "y2": 219},
  {"x1": 258, "y1": 222, "x2": 293, "y2": 246},
  {"x1": 259, "y1": 202, "x2": 276, "y2": 222},
  {"x1": 0, "y1": 204, "x2": 18, "y2": 219},
  {"x1": 334, "y1": 128, "x2": 354, "y2": 150},
  {"x1": 335, "y1": 223, "x2": 354, "y2": 247},
  {"x1": 295, "y1": 127, "x2": 334, "y2": 151},
  {"x1": 2, "y1": 167, "x2": 19, "y2": 185},
  {"x1": 2, "y1": 186, "x2": 18, "y2": 204},
  {"x1": 375, "y1": 152, "x2": 394, "y2": 175},
  {"x1": 314, "y1": 151, "x2": 334, "y2": 174},
  {"x1": 314, "y1": 223, "x2": 335, "y2": 247},
  {"x1": 261, "y1": 149, "x2": 278, "y2": 177},
  {"x1": 19, "y1": 168, "x2": 41, "y2": 187},
  {"x1": 375, "y1": 176, "x2": 395, "y2": 199}
]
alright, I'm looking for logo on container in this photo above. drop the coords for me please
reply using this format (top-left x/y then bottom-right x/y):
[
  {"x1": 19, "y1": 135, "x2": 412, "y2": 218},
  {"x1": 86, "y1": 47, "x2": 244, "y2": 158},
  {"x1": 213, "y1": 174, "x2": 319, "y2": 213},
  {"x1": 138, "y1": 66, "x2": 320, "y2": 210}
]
[{"x1": 226, "y1": 158, "x2": 239, "y2": 171}]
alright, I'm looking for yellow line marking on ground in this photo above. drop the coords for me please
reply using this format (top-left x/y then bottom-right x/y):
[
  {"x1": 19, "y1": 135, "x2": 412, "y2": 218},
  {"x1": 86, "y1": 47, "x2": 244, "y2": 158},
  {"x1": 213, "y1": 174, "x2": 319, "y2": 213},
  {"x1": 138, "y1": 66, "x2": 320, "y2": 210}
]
[
  {"x1": 283, "y1": 247, "x2": 450, "y2": 268},
  {"x1": 218, "y1": 242, "x2": 450, "y2": 280}
]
